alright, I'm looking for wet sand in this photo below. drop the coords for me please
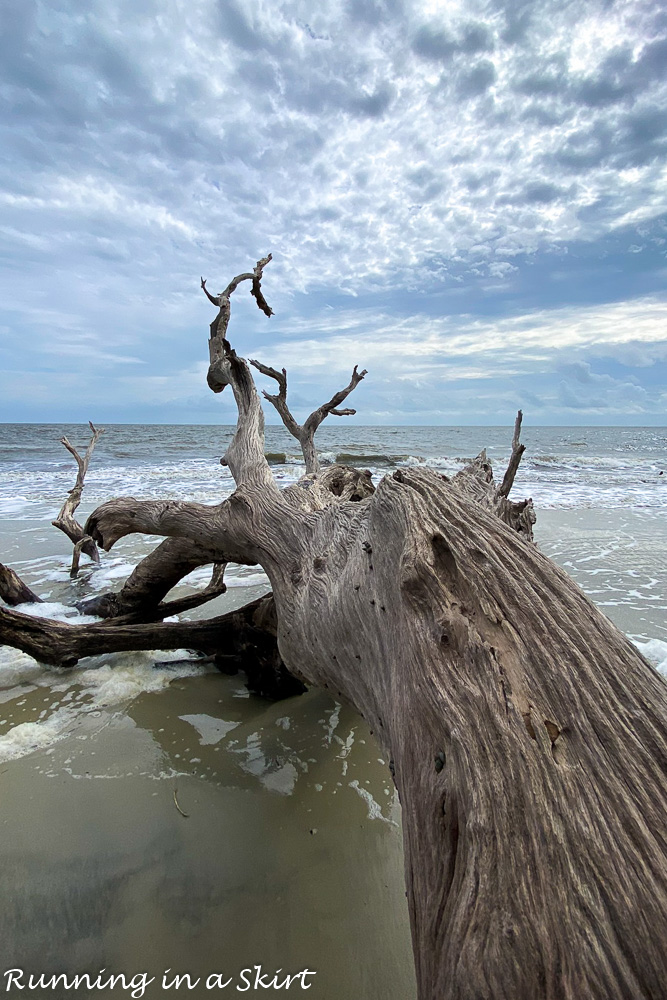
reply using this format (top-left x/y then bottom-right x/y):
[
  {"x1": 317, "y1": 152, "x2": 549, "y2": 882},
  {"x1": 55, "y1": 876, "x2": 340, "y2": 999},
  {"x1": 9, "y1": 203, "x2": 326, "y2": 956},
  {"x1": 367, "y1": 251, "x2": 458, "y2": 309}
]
[{"x1": 0, "y1": 582, "x2": 416, "y2": 999}]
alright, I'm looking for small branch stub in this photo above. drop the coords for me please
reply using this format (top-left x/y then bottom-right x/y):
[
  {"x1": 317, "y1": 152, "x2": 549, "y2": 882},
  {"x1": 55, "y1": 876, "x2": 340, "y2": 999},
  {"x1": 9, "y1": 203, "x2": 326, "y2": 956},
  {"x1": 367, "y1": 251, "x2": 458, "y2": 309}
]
[{"x1": 0, "y1": 563, "x2": 42, "y2": 606}]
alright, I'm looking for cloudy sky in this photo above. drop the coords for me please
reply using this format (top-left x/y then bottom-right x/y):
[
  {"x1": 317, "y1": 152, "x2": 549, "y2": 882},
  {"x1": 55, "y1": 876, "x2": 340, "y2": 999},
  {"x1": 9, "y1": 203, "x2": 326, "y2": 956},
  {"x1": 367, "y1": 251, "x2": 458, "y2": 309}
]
[{"x1": 1, "y1": 0, "x2": 666, "y2": 425}]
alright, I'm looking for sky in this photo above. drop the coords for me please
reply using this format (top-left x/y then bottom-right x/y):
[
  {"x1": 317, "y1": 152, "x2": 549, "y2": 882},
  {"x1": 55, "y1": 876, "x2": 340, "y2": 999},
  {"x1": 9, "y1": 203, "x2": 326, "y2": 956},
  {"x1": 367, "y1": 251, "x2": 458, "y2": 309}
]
[{"x1": 1, "y1": 0, "x2": 666, "y2": 426}]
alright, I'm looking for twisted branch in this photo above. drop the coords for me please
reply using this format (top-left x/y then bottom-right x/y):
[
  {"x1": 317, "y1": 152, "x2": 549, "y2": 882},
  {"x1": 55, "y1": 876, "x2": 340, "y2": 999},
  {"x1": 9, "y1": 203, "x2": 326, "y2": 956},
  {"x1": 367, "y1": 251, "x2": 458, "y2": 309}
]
[
  {"x1": 202, "y1": 255, "x2": 276, "y2": 489},
  {"x1": 249, "y1": 361, "x2": 367, "y2": 474},
  {"x1": 52, "y1": 421, "x2": 103, "y2": 576}
]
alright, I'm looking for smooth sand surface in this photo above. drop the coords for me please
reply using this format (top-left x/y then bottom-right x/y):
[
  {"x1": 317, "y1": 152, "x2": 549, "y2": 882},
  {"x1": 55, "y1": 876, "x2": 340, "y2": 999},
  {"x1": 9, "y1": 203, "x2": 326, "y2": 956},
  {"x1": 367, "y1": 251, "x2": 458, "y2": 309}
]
[{"x1": 0, "y1": 585, "x2": 416, "y2": 999}]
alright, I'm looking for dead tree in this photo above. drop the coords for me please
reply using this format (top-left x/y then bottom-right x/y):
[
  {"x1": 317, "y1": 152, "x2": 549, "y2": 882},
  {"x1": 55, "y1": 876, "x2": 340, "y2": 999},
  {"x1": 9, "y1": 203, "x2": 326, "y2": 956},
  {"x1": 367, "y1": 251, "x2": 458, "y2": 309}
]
[
  {"x1": 1, "y1": 257, "x2": 666, "y2": 999},
  {"x1": 52, "y1": 421, "x2": 103, "y2": 576},
  {"x1": 249, "y1": 358, "x2": 367, "y2": 473}
]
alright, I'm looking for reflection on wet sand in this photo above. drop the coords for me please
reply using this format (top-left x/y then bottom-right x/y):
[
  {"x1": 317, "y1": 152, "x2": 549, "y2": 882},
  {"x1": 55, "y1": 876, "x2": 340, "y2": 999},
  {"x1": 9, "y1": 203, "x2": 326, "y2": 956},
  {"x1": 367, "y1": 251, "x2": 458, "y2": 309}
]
[{"x1": 0, "y1": 669, "x2": 416, "y2": 999}]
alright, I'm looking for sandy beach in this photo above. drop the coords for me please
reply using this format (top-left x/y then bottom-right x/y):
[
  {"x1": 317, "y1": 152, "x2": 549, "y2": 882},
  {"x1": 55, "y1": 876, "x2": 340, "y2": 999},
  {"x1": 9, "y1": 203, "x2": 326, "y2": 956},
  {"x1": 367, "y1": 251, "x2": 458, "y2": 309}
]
[{"x1": 0, "y1": 604, "x2": 416, "y2": 998}]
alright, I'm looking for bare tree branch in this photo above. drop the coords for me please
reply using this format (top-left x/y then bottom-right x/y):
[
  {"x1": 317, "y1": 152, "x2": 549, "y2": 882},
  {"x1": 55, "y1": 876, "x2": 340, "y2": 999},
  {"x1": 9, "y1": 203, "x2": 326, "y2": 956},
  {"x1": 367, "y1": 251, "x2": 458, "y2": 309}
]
[
  {"x1": 248, "y1": 360, "x2": 302, "y2": 439},
  {"x1": 496, "y1": 409, "x2": 527, "y2": 500},
  {"x1": 203, "y1": 253, "x2": 273, "y2": 366},
  {"x1": 69, "y1": 535, "x2": 97, "y2": 579},
  {"x1": 0, "y1": 593, "x2": 261, "y2": 668},
  {"x1": 249, "y1": 361, "x2": 367, "y2": 475},
  {"x1": 109, "y1": 562, "x2": 228, "y2": 624},
  {"x1": 77, "y1": 538, "x2": 221, "y2": 619},
  {"x1": 52, "y1": 421, "x2": 104, "y2": 575},
  {"x1": 304, "y1": 365, "x2": 368, "y2": 433},
  {"x1": 450, "y1": 412, "x2": 534, "y2": 540},
  {"x1": 84, "y1": 497, "x2": 244, "y2": 558},
  {"x1": 203, "y1": 255, "x2": 277, "y2": 490}
]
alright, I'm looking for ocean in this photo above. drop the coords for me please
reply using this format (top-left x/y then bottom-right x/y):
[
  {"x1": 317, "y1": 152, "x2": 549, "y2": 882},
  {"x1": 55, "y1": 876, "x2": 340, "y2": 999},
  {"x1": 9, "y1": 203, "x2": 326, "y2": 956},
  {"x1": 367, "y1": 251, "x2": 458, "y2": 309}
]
[{"x1": 0, "y1": 422, "x2": 666, "y2": 998}]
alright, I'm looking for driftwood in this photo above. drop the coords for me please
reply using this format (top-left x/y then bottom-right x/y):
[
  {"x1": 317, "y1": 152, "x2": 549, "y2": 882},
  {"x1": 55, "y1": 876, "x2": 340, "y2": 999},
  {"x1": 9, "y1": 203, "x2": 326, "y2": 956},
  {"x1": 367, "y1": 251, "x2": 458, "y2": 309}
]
[
  {"x1": 249, "y1": 358, "x2": 367, "y2": 473},
  {"x1": 0, "y1": 592, "x2": 299, "y2": 699},
  {"x1": 52, "y1": 421, "x2": 103, "y2": 576},
  {"x1": 450, "y1": 410, "x2": 536, "y2": 540},
  {"x1": 1, "y1": 257, "x2": 666, "y2": 999},
  {"x1": 78, "y1": 541, "x2": 227, "y2": 619},
  {"x1": 0, "y1": 563, "x2": 42, "y2": 606}
]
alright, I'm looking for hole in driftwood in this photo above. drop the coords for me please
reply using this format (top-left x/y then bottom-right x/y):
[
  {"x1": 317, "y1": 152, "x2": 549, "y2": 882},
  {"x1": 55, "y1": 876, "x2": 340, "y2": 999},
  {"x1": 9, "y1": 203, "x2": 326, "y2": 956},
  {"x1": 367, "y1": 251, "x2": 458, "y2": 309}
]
[
  {"x1": 522, "y1": 711, "x2": 537, "y2": 741},
  {"x1": 544, "y1": 719, "x2": 560, "y2": 744}
]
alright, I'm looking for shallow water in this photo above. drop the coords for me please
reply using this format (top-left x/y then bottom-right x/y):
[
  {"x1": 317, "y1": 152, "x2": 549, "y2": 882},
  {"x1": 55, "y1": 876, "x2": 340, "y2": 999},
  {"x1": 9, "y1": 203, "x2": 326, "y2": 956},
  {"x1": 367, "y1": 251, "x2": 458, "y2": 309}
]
[{"x1": 0, "y1": 423, "x2": 666, "y2": 998}]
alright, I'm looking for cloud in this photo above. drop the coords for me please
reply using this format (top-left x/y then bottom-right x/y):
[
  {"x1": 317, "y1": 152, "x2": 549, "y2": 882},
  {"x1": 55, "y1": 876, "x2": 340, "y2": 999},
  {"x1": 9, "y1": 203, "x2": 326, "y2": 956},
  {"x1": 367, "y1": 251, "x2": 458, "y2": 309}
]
[
  {"x1": 557, "y1": 365, "x2": 649, "y2": 413},
  {"x1": 0, "y1": 0, "x2": 665, "y2": 423},
  {"x1": 457, "y1": 60, "x2": 496, "y2": 98},
  {"x1": 412, "y1": 24, "x2": 457, "y2": 62}
]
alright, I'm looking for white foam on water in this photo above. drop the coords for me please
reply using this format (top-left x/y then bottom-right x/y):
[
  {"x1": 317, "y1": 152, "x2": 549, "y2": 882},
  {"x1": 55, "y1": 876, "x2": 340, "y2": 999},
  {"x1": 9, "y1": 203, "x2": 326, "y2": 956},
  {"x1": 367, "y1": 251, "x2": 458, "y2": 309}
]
[
  {"x1": 75, "y1": 652, "x2": 206, "y2": 708},
  {"x1": 423, "y1": 456, "x2": 465, "y2": 475},
  {"x1": 0, "y1": 497, "x2": 34, "y2": 515},
  {"x1": 633, "y1": 638, "x2": 667, "y2": 677},
  {"x1": 0, "y1": 606, "x2": 210, "y2": 761},
  {"x1": 88, "y1": 557, "x2": 139, "y2": 588},
  {"x1": 225, "y1": 566, "x2": 271, "y2": 588},
  {"x1": 178, "y1": 562, "x2": 270, "y2": 589},
  {"x1": 0, "y1": 707, "x2": 93, "y2": 761},
  {"x1": 11, "y1": 600, "x2": 100, "y2": 625},
  {"x1": 179, "y1": 565, "x2": 215, "y2": 587},
  {"x1": 323, "y1": 703, "x2": 341, "y2": 745},
  {"x1": 0, "y1": 648, "x2": 48, "y2": 688},
  {"x1": 348, "y1": 779, "x2": 397, "y2": 826}
]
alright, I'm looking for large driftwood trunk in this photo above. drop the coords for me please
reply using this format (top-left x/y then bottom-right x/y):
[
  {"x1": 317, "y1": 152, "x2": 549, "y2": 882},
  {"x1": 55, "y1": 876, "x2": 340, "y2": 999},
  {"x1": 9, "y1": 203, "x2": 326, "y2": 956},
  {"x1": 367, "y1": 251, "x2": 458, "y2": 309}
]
[
  {"x1": 272, "y1": 469, "x2": 667, "y2": 999},
  {"x1": 2, "y1": 258, "x2": 665, "y2": 999},
  {"x1": 84, "y1": 444, "x2": 667, "y2": 1000}
]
